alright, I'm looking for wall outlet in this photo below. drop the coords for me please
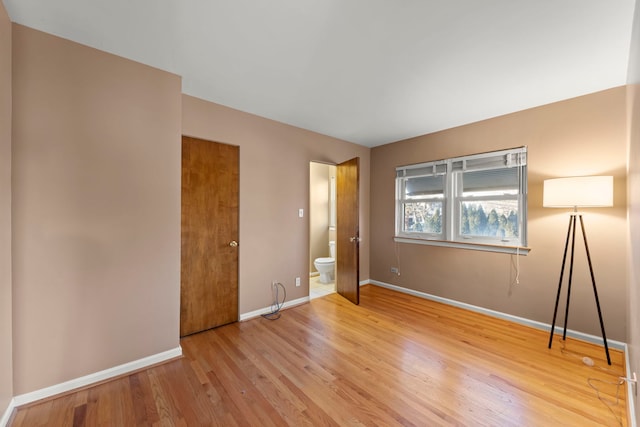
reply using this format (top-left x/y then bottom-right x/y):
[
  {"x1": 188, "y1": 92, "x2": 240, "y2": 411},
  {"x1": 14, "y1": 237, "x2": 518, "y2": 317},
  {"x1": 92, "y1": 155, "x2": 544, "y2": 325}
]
[
  {"x1": 390, "y1": 267, "x2": 399, "y2": 275},
  {"x1": 295, "y1": 277, "x2": 301, "y2": 287}
]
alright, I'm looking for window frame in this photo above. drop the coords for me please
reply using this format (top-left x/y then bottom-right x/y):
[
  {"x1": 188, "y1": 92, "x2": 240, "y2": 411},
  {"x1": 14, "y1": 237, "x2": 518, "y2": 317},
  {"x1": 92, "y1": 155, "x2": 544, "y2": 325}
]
[
  {"x1": 396, "y1": 164, "x2": 447, "y2": 240},
  {"x1": 395, "y1": 147, "x2": 528, "y2": 254}
]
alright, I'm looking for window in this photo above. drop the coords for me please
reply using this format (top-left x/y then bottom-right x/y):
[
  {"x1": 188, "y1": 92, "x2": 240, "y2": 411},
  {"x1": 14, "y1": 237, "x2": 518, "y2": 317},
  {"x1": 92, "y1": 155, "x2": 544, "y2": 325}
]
[{"x1": 395, "y1": 147, "x2": 527, "y2": 253}]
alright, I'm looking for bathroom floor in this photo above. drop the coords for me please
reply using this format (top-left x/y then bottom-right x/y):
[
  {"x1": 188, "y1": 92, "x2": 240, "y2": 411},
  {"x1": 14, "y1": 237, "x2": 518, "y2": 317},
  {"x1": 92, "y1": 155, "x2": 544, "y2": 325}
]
[{"x1": 309, "y1": 275, "x2": 335, "y2": 299}]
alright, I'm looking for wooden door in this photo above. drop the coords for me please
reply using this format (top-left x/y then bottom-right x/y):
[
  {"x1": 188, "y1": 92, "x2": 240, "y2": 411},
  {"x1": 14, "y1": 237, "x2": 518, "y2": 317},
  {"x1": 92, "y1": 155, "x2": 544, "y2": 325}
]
[
  {"x1": 336, "y1": 157, "x2": 360, "y2": 305},
  {"x1": 181, "y1": 136, "x2": 239, "y2": 336}
]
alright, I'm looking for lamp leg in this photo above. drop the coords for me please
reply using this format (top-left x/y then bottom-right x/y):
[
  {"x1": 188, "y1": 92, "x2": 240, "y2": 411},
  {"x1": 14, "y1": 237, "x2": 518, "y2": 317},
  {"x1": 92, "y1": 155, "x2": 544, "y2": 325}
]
[
  {"x1": 549, "y1": 215, "x2": 574, "y2": 349},
  {"x1": 562, "y1": 215, "x2": 578, "y2": 340},
  {"x1": 578, "y1": 215, "x2": 611, "y2": 365}
]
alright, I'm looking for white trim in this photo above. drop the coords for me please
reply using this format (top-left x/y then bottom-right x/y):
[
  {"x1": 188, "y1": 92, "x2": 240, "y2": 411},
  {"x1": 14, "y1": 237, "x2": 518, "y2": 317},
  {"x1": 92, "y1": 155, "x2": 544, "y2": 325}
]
[
  {"x1": 11, "y1": 346, "x2": 182, "y2": 409},
  {"x1": 239, "y1": 296, "x2": 310, "y2": 321},
  {"x1": 0, "y1": 398, "x2": 16, "y2": 427},
  {"x1": 394, "y1": 237, "x2": 531, "y2": 256},
  {"x1": 368, "y1": 280, "x2": 626, "y2": 350},
  {"x1": 625, "y1": 343, "x2": 637, "y2": 427}
]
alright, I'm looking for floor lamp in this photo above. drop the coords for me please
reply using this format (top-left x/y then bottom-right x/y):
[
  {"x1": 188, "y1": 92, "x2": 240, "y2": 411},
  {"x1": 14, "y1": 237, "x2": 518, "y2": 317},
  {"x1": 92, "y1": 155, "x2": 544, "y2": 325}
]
[{"x1": 544, "y1": 176, "x2": 613, "y2": 365}]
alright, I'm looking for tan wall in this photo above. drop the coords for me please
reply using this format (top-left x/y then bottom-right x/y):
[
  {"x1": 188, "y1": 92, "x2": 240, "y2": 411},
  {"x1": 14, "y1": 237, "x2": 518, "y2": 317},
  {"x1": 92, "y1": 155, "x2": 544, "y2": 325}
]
[
  {"x1": 309, "y1": 162, "x2": 330, "y2": 272},
  {"x1": 628, "y1": 81, "x2": 640, "y2": 426},
  {"x1": 0, "y1": 1, "x2": 13, "y2": 414},
  {"x1": 182, "y1": 95, "x2": 370, "y2": 313},
  {"x1": 627, "y1": 2, "x2": 640, "y2": 424},
  {"x1": 11, "y1": 25, "x2": 182, "y2": 394},
  {"x1": 371, "y1": 87, "x2": 628, "y2": 341}
]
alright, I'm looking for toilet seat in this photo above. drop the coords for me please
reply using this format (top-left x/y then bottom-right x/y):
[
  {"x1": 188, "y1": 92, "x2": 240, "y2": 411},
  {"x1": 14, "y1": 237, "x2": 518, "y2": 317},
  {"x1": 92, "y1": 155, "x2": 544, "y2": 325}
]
[{"x1": 315, "y1": 257, "x2": 334, "y2": 264}]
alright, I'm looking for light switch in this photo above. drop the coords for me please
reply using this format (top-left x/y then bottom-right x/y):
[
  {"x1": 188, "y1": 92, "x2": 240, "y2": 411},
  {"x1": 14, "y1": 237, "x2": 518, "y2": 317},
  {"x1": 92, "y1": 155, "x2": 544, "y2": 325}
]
[{"x1": 299, "y1": 208, "x2": 304, "y2": 218}]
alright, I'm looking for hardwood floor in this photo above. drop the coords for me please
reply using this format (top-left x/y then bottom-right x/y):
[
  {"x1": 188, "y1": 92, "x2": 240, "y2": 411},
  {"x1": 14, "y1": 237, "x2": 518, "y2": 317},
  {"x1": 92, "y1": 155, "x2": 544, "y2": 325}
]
[{"x1": 10, "y1": 284, "x2": 628, "y2": 426}]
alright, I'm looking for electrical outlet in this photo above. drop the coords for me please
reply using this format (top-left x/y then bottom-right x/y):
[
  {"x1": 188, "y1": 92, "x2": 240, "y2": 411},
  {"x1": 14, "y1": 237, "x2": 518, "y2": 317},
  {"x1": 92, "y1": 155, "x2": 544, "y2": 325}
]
[
  {"x1": 295, "y1": 277, "x2": 301, "y2": 287},
  {"x1": 391, "y1": 267, "x2": 399, "y2": 274}
]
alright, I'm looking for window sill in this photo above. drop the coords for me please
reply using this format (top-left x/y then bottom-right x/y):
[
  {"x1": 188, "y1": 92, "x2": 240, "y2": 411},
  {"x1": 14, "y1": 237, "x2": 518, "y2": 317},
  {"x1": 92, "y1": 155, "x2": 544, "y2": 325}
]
[{"x1": 394, "y1": 236, "x2": 531, "y2": 255}]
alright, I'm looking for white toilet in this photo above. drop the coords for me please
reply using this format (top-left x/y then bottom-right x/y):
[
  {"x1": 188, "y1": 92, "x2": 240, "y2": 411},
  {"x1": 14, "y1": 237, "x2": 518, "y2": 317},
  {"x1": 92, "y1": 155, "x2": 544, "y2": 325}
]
[{"x1": 314, "y1": 241, "x2": 335, "y2": 284}]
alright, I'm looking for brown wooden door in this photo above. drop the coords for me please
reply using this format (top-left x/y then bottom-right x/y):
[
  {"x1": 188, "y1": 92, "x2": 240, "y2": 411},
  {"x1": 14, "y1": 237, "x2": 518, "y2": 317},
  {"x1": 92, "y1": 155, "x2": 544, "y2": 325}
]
[
  {"x1": 180, "y1": 136, "x2": 239, "y2": 336},
  {"x1": 336, "y1": 157, "x2": 360, "y2": 305}
]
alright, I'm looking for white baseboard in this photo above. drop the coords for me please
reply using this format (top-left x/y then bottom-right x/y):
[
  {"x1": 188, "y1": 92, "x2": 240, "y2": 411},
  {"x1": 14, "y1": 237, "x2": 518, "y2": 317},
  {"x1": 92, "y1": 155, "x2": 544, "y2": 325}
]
[
  {"x1": 240, "y1": 296, "x2": 310, "y2": 321},
  {"x1": 10, "y1": 346, "x2": 182, "y2": 411},
  {"x1": 624, "y1": 343, "x2": 637, "y2": 427},
  {"x1": 0, "y1": 398, "x2": 16, "y2": 427},
  {"x1": 368, "y1": 280, "x2": 626, "y2": 350}
]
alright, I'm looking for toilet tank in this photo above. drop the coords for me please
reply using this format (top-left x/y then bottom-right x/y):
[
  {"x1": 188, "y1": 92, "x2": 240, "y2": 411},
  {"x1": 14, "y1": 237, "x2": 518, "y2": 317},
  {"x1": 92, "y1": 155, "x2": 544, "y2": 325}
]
[{"x1": 329, "y1": 240, "x2": 336, "y2": 258}]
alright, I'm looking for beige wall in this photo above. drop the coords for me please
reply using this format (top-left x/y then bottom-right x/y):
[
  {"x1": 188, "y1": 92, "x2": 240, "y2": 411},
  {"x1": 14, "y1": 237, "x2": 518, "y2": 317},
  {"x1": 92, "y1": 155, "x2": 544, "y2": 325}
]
[
  {"x1": 371, "y1": 87, "x2": 628, "y2": 341},
  {"x1": 182, "y1": 95, "x2": 370, "y2": 313},
  {"x1": 627, "y1": 1, "x2": 640, "y2": 424},
  {"x1": 11, "y1": 25, "x2": 182, "y2": 394},
  {"x1": 0, "y1": 0, "x2": 13, "y2": 415},
  {"x1": 309, "y1": 162, "x2": 331, "y2": 272},
  {"x1": 628, "y1": 81, "x2": 640, "y2": 426}
]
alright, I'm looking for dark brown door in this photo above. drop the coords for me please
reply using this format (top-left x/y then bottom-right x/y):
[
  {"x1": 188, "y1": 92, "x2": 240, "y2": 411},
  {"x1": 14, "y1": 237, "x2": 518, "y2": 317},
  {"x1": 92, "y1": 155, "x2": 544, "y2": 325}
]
[
  {"x1": 336, "y1": 157, "x2": 360, "y2": 305},
  {"x1": 180, "y1": 136, "x2": 239, "y2": 336}
]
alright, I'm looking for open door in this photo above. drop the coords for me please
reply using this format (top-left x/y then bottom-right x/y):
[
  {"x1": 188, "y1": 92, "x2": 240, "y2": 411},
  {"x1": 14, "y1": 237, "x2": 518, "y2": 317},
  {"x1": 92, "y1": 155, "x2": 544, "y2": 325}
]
[{"x1": 336, "y1": 157, "x2": 360, "y2": 305}]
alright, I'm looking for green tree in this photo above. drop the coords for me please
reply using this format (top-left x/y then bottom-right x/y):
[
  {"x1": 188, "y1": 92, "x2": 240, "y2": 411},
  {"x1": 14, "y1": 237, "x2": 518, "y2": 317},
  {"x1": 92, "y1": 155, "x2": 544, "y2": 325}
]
[
  {"x1": 470, "y1": 205, "x2": 488, "y2": 235},
  {"x1": 498, "y1": 214, "x2": 508, "y2": 238},
  {"x1": 468, "y1": 205, "x2": 477, "y2": 234},
  {"x1": 461, "y1": 204, "x2": 470, "y2": 234},
  {"x1": 487, "y1": 209, "x2": 499, "y2": 236},
  {"x1": 430, "y1": 208, "x2": 442, "y2": 233},
  {"x1": 507, "y1": 211, "x2": 518, "y2": 237}
]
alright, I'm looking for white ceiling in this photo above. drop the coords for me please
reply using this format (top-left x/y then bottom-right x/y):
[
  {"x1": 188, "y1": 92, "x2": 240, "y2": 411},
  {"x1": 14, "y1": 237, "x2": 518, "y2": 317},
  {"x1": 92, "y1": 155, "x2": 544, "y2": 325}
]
[{"x1": 4, "y1": 0, "x2": 637, "y2": 147}]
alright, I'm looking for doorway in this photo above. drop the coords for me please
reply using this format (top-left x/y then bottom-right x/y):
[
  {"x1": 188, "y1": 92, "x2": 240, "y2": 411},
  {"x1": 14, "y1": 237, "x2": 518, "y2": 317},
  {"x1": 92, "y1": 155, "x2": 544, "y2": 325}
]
[
  {"x1": 309, "y1": 162, "x2": 337, "y2": 299},
  {"x1": 309, "y1": 158, "x2": 360, "y2": 304}
]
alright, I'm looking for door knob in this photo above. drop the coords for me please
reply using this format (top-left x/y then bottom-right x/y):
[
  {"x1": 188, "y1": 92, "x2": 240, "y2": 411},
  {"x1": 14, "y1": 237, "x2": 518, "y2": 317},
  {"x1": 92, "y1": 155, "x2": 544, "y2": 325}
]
[
  {"x1": 350, "y1": 237, "x2": 360, "y2": 243},
  {"x1": 229, "y1": 241, "x2": 238, "y2": 247}
]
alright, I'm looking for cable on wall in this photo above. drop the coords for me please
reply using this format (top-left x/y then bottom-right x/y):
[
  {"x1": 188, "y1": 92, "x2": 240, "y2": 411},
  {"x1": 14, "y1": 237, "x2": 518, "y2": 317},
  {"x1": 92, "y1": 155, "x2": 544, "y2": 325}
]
[
  {"x1": 514, "y1": 150, "x2": 526, "y2": 286},
  {"x1": 394, "y1": 241, "x2": 401, "y2": 276},
  {"x1": 515, "y1": 246, "x2": 520, "y2": 285},
  {"x1": 262, "y1": 282, "x2": 286, "y2": 320}
]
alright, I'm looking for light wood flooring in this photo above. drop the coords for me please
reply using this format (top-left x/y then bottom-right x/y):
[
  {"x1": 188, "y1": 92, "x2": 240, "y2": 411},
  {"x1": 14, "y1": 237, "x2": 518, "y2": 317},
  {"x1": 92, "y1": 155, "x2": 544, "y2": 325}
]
[{"x1": 9, "y1": 284, "x2": 628, "y2": 426}]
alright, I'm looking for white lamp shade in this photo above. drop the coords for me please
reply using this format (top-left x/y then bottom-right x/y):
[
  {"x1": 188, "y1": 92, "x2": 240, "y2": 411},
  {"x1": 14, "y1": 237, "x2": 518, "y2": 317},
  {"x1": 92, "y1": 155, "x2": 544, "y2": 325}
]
[{"x1": 543, "y1": 176, "x2": 613, "y2": 208}]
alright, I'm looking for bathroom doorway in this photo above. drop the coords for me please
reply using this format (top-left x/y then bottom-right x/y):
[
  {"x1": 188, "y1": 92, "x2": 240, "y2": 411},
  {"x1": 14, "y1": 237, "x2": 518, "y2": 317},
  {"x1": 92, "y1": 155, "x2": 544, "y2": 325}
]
[{"x1": 309, "y1": 162, "x2": 337, "y2": 299}]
